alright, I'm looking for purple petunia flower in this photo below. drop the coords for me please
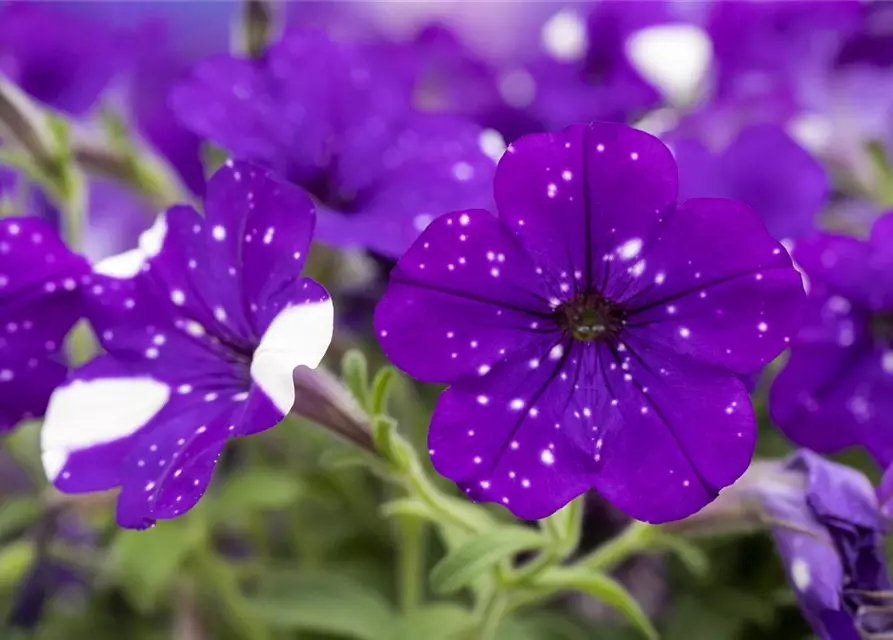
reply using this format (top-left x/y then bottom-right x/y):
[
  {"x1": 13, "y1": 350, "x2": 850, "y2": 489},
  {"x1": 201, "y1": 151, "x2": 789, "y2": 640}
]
[
  {"x1": 0, "y1": 3, "x2": 138, "y2": 116},
  {"x1": 39, "y1": 161, "x2": 334, "y2": 529},
  {"x1": 0, "y1": 217, "x2": 88, "y2": 432},
  {"x1": 770, "y1": 213, "x2": 893, "y2": 466},
  {"x1": 171, "y1": 27, "x2": 498, "y2": 259},
  {"x1": 375, "y1": 122, "x2": 806, "y2": 522},
  {"x1": 673, "y1": 124, "x2": 829, "y2": 242},
  {"x1": 741, "y1": 451, "x2": 890, "y2": 640}
]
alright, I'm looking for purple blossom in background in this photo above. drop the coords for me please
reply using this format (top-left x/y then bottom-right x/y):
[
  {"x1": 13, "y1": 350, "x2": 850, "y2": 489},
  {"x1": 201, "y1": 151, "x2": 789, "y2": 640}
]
[
  {"x1": 0, "y1": 3, "x2": 137, "y2": 116},
  {"x1": 0, "y1": 217, "x2": 88, "y2": 432},
  {"x1": 375, "y1": 122, "x2": 805, "y2": 522},
  {"x1": 127, "y1": 42, "x2": 208, "y2": 197},
  {"x1": 749, "y1": 451, "x2": 890, "y2": 639},
  {"x1": 171, "y1": 28, "x2": 498, "y2": 258},
  {"x1": 40, "y1": 162, "x2": 334, "y2": 529},
  {"x1": 770, "y1": 213, "x2": 893, "y2": 466},
  {"x1": 673, "y1": 124, "x2": 829, "y2": 242},
  {"x1": 521, "y1": 4, "x2": 664, "y2": 131},
  {"x1": 404, "y1": 23, "x2": 540, "y2": 143},
  {"x1": 707, "y1": 0, "x2": 863, "y2": 107},
  {"x1": 24, "y1": 177, "x2": 155, "y2": 263}
]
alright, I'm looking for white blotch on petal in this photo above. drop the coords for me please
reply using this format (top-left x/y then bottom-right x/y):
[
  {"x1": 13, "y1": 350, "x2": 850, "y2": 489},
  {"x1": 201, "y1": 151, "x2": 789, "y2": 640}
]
[
  {"x1": 212, "y1": 225, "x2": 227, "y2": 241},
  {"x1": 540, "y1": 449, "x2": 555, "y2": 465},
  {"x1": 883, "y1": 351, "x2": 893, "y2": 375},
  {"x1": 250, "y1": 299, "x2": 334, "y2": 414},
  {"x1": 542, "y1": 9, "x2": 588, "y2": 61},
  {"x1": 41, "y1": 378, "x2": 171, "y2": 481},
  {"x1": 791, "y1": 558, "x2": 811, "y2": 591},
  {"x1": 626, "y1": 25, "x2": 712, "y2": 106},
  {"x1": 479, "y1": 129, "x2": 506, "y2": 162},
  {"x1": 94, "y1": 249, "x2": 146, "y2": 278}
]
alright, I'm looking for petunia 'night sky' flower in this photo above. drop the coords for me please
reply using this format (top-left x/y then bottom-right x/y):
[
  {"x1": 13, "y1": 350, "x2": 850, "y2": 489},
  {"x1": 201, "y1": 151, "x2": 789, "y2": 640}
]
[
  {"x1": 39, "y1": 161, "x2": 334, "y2": 529},
  {"x1": 771, "y1": 213, "x2": 893, "y2": 467},
  {"x1": 0, "y1": 3, "x2": 136, "y2": 116},
  {"x1": 673, "y1": 124, "x2": 829, "y2": 242},
  {"x1": 375, "y1": 122, "x2": 806, "y2": 522},
  {"x1": 171, "y1": 28, "x2": 498, "y2": 259},
  {"x1": 0, "y1": 216, "x2": 88, "y2": 433}
]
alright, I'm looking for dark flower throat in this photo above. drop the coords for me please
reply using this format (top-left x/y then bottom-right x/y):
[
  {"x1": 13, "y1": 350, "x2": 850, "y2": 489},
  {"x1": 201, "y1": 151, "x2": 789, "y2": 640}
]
[{"x1": 557, "y1": 292, "x2": 626, "y2": 343}]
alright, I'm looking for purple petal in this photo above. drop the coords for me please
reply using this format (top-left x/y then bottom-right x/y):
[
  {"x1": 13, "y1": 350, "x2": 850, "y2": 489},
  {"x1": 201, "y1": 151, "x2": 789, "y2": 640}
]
[
  {"x1": 429, "y1": 340, "x2": 600, "y2": 520},
  {"x1": 317, "y1": 114, "x2": 498, "y2": 258},
  {"x1": 621, "y1": 198, "x2": 806, "y2": 374},
  {"x1": 493, "y1": 122, "x2": 677, "y2": 290},
  {"x1": 590, "y1": 338, "x2": 756, "y2": 523},
  {"x1": 114, "y1": 401, "x2": 231, "y2": 529},
  {"x1": 0, "y1": 3, "x2": 136, "y2": 115},
  {"x1": 375, "y1": 208, "x2": 553, "y2": 384},
  {"x1": 716, "y1": 125, "x2": 827, "y2": 241},
  {"x1": 0, "y1": 218, "x2": 88, "y2": 431}
]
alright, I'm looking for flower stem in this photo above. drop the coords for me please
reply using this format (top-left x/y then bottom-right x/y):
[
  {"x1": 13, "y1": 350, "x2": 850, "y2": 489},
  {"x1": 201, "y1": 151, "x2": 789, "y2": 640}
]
[
  {"x1": 579, "y1": 520, "x2": 656, "y2": 573},
  {"x1": 396, "y1": 515, "x2": 425, "y2": 612},
  {"x1": 474, "y1": 592, "x2": 509, "y2": 640}
]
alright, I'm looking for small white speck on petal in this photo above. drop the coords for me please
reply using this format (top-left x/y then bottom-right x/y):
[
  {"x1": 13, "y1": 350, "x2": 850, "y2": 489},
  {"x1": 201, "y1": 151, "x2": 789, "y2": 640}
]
[{"x1": 617, "y1": 238, "x2": 643, "y2": 260}]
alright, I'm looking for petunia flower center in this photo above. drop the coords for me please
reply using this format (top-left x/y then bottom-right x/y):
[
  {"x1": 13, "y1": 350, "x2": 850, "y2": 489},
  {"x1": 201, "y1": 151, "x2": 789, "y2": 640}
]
[
  {"x1": 872, "y1": 311, "x2": 893, "y2": 344},
  {"x1": 303, "y1": 169, "x2": 361, "y2": 214},
  {"x1": 557, "y1": 292, "x2": 626, "y2": 343}
]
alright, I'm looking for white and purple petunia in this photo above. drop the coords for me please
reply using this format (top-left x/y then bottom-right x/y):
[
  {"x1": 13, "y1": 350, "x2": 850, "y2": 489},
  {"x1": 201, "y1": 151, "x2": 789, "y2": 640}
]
[
  {"x1": 40, "y1": 161, "x2": 334, "y2": 529},
  {"x1": 0, "y1": 217, "x2": 88, "y2": 432},
  {"x1": 170, "y1": 27, "x2": 499, "y2": 259},
  {"x1": 770, "y1": 212, "x2": 893, "y2": 466},
  {"x1": 375, "y1": 122, "x2": 806, "y2": 523}
]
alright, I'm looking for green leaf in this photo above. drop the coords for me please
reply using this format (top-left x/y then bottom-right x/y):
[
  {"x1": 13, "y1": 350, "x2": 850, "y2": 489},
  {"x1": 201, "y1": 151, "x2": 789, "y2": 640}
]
[
  {"x1": 211, "y1": 468, "x2": 303, "y2": 520},
  {"x1": 535, "y1": 568, "x2": 659, "y2": 640},
  {"x1": 248, "y1": 570, "x2": 393, "y2": 640},
  {"x1": 0, "y1": 540, "x2": 35, "y2": 588},
  {"x1": 430, "y1": 526, "x2": 547, "y2": 595},
  {"x1": 0, "y1": 497, "x2": 42, "y2": 540},
  {"x1": 390, "y1": 604, "x2": 474, "y2": 640},
  {"x1": 380, "y1": 498, "x2": 439, "y2": 522},
  {"x1": 369, "y1": 366, "x2": 397, "y2": 416},
  {"x1": 106, "y1": 519, "x2": 203, "y2": 611},
  {"x1": 657, "y1": 534, "x2": 710, "y2": 577},
  {"x1": 504, "y1": 611, "x2": 595, "y2": 640},
  {"x1": 341, "y1": 349, "x2": 370, "y2": 408}
]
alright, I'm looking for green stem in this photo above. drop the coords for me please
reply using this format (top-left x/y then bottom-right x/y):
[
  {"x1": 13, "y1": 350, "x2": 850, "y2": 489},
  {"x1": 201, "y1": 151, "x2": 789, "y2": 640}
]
[
  {"x1": 193, "y1": 548, "x2": 270, "y2": 640},
  {"x1": 396, "y1": 515, "x2": 425, "y2": 612},
  {"x1": 579, "y1": 520, "x2": 656, "y2": 573},
  {"x1": 474, "y1": 592, "x2": 509, "y2": 640}
]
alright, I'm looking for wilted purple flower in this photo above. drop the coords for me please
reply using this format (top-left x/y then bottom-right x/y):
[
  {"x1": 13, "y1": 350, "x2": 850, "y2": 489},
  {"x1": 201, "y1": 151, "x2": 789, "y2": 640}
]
[
  {"x1": 770, "y1": 213, "x2": 893, "y2": 466},
  {"x1": 0, "y1": 3, "x2": 137, "y2": 116},
  {"x1": 0, "y1": 217, "x2": 87, "y2": 432},
  {"x1": 40, "y1": 161, "x2": 334, "y2": 529},
  {"x1": 755, "y1": 451, "x2": 889, "y2": 639},
  {"x1": 171, "y1": 28, "x2": 498, "y2": 258},
  {"x1": 375, "y1": 122, "x2": 805, "y2": 522},
  {"x1": 674, "y1": 124, "x2": 829, "y2": 242}
]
